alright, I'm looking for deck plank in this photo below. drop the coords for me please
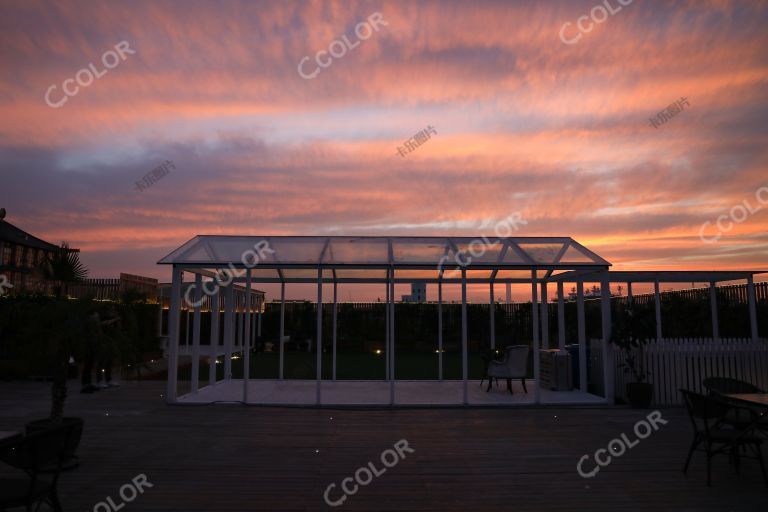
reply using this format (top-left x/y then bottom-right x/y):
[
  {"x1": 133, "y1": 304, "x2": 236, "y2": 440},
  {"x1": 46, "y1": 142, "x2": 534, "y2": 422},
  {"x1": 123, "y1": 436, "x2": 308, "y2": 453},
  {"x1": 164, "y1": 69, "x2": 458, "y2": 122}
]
[{"x1": 0, "y1": 380, "x2": 764, "y2": 511}]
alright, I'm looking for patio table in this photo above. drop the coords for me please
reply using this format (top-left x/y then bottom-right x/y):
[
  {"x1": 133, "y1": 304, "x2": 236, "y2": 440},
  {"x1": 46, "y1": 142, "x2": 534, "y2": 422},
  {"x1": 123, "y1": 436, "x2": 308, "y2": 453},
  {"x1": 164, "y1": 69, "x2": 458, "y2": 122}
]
[
  {"x1": 0, "y1": 431, "x2": 22, "y2": 463},
  {"x1": 723, "y1": 393, "x2": 768, "y2": 438},
  {"x1": 0, "y1": 431, "x2": 21, "y2": 449}
]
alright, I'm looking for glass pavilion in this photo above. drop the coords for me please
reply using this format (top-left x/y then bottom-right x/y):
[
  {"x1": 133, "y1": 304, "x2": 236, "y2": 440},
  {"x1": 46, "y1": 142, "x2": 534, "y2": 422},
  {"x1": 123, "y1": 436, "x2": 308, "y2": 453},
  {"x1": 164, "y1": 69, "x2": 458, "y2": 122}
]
[{"x1": 159, "y1": 235, "x2": 764, "y2": 406}]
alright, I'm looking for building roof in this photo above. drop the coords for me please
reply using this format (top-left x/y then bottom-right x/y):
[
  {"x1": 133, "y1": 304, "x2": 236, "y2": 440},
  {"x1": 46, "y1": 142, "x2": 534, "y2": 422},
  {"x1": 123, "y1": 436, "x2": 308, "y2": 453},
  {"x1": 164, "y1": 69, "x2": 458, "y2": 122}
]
[{"x1": 0, "y1": 219, "x2": 62, "y2": 252}]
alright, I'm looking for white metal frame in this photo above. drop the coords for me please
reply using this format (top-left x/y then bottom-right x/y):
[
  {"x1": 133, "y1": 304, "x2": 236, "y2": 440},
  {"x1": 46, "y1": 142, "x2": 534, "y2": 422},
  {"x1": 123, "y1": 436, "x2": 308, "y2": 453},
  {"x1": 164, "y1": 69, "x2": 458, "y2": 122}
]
[{"x1": 160, "y1": 236, "x2": 766, "y2": 406}]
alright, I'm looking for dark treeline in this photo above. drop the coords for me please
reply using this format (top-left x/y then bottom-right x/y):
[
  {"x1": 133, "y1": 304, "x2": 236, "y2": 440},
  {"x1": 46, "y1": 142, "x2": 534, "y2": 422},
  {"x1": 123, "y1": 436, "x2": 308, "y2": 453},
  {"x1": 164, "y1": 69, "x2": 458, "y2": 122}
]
[
  {"x1": 172, "y1": 283, "x2": 765, "y2": 354},
  {"x1": 165, "y1": 282, "x2": 767, "y2": 353}
]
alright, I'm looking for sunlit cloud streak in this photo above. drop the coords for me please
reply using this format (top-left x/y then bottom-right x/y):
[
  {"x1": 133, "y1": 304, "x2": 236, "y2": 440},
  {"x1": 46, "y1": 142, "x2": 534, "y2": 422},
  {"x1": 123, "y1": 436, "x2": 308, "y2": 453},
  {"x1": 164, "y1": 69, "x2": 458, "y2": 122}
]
[{"x1": 0, "y1": 0, "x2": 767, "y2": 296}]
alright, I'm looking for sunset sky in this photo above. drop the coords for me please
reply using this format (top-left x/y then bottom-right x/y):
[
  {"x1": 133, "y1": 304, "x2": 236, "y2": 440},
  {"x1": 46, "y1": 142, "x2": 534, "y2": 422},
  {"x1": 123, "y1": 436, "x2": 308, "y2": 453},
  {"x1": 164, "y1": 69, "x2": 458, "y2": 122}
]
[{"x1": 1, "y1": 0, "x2": 766, "y2": 300}]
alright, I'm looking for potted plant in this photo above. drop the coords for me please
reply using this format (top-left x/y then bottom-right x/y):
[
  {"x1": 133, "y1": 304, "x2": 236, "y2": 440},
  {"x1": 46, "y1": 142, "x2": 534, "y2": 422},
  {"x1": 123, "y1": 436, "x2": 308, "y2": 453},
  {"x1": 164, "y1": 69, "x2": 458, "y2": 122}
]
[
  {"x1": 21, "y1": 243, "x2": 90, "y2": 467},
  {"x1": 20, "y1": 300, "x2": 88, "y2": 468},
  {"x1": 611, "y1": 304, "x2": 655, "y2": 408}
]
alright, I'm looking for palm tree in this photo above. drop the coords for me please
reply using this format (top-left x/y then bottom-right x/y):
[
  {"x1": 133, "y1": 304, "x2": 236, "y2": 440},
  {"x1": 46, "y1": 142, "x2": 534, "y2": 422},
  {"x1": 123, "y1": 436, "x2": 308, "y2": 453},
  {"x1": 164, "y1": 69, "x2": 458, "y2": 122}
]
[
  {"x1": 39, "y1": 242, "x2": 88, "y2": 298},
  {"x1": 30, "y1": 242, "x2": 89, "y2": 420}
]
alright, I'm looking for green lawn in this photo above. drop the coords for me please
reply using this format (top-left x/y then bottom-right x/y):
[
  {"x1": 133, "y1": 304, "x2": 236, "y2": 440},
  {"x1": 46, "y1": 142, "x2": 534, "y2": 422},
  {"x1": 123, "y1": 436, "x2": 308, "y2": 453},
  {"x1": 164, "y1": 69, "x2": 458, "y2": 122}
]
[{"x1": 176, "y1": 351, "x2": 490, "y2": 381}]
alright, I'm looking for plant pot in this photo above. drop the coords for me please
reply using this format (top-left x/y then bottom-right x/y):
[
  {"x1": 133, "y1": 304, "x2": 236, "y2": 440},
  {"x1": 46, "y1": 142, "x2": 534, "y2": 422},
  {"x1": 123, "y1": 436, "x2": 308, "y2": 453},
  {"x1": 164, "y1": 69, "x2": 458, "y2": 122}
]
[
  {"x1": 25, "y1": 417, "x2": 84, "y2": 470},
  {"x1": 626, "y1": 382, "x2": 653, "y2": 408}
]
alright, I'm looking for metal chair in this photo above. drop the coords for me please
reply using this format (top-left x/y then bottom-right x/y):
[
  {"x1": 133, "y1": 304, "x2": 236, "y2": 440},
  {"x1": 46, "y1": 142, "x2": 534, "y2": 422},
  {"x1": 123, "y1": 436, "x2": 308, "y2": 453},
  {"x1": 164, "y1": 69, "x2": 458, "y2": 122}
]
[
  {"x1": 680, "y1": 389, "x2": 767, "y2": 487},
  {"x1": 480, "y1": 348, "x2": 504, "y2": 388},
  {"x1": 703, "y1": 377, "x2": 768, "y2": 437},
  {"x1": 0, "y1": 422, "x2": 76, "y2": 512},
  {"x1": 486, "y1": 345, "x2": 529, "y2": 394}
]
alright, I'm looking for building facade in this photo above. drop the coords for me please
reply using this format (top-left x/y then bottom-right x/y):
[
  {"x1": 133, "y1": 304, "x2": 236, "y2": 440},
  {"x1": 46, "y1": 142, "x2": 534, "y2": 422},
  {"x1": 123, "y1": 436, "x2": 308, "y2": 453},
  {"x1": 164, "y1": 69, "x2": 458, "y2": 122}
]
[
  {"x1": 0, "y1": 212, "x2": 69, "y2": 295},
  {"x1": 401, "y1": 282, "x2": 427, "y2": 302}
]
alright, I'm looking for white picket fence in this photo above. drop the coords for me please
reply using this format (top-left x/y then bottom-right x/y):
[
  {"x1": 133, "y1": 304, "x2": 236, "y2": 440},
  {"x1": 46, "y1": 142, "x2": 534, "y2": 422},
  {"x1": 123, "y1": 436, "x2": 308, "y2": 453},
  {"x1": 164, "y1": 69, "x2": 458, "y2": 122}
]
[{"x1": 605, "y1": 338, "x2": 768, "y2": 406}]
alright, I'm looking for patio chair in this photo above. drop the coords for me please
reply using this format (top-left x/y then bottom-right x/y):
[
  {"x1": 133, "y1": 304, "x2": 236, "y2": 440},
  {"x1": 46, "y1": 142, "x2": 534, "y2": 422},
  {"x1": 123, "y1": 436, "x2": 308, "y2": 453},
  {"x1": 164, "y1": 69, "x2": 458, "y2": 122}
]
[
  {"x1": 703, "y1": 377, "x2": 768, "y2": 436},
  {"x1": 0, "y1": 422, "x2": 75, "y2": 512},
  {"x1": 680, "y1": 389, "x2": 767, "y2": 487},
  {"x1": 486, "y1": 345, "x2": 529, "y2": 394},
  {"x1": 480, "y1": 348, "x2": 504, "y2": 388}
]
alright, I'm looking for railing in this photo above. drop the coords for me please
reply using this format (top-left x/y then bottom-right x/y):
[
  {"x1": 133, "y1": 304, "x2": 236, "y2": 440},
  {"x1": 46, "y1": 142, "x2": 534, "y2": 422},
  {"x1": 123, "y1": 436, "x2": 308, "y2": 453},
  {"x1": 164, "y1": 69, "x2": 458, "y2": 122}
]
[{"x1": 608, "y1": 338, "x2": 768, "y2": 406}]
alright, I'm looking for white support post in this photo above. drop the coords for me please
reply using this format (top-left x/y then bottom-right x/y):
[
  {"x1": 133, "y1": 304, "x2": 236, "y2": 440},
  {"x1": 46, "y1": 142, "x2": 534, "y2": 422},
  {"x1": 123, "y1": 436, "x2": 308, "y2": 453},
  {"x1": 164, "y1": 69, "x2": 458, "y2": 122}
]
[
  {"x1": 166, "y1": 267, "x2": 183, "y2": 404},
  {"x1": 332, "y1": 281, "x2": 338, "y2": 381},
  {"x1": 279, "y1": 281, "x2": 285, "y2": 380},
  {"x1": 235, "y1": 292, "x2": 242, "y2": 350},
  {"x1": 223, "y1": 284, "x2": 234, "y2": 380},
  {"x1": 242, "y1": 293, "x2": 247, "y2": 349},
  {"x1": 540, "y1": 282, "x2": 549, "y2": 350},
  {"x1": 654, "y1": 279, "x2": 663, "y2": 341},
  {"x1": 185, "y1": 307, "x2": 191, "y2": 347},
  {"x1": 747, "y1": 276, "x2": 759, "y2": 342},
  {"x1": 532, "y1": 271, "x2": 540, "y2": 404},
  {"x1": 389, "y1": 271, "x2": 396, "y2": 405},
  {"x1": 243, "y1": 269, "x2": 252, "y2": 403},
  {"x1": 557, "y1": 281, "x2": 566, "y2": 350},
  {"x1": 209, "y1": 287, "x2": 219, "y2": 386},
  {"x1": 316, "y1": 268, "x2": 323, "y2": 405},
  {"x1": 577, "y1": 281, "x2": 587, "y2": 392},
  {"x1": 489, "y1": 281, "x2": 496, "y2": 349},
  {"x1": 257, "y1": 294, "x2": 262, "y2": 338},
  {"x1": 191, "y1": 274, "x2": 202, "y2": 393},
  {"x1": 239, "y1": 293, "x2": 244, "y2": 350},
  {"x1": 709, "y1": 281, "x2": 719, "y2": 342},
  {"x1": 250, "y1": 294, "x2": 256, "y2": 351},
  {"x1": 385, "y1": 275, "x2": 390, "y2": 381},
  {"x1": 438, "y1": 279, "x2": 443, "y2": 381},
  {"x1": 600, "y1": 274, "x2": 613, "y2": 404},
  {"x1": 461, "y1": 269, "x2": 468, "y2": 405}
]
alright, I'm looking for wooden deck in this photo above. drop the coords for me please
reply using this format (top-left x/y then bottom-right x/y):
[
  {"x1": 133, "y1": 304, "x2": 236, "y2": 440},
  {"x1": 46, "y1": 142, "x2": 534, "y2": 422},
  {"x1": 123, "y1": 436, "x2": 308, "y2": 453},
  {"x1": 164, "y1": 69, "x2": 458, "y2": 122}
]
[{"x1": 0, "y1": 380, "x2": 765, "y2": 511}]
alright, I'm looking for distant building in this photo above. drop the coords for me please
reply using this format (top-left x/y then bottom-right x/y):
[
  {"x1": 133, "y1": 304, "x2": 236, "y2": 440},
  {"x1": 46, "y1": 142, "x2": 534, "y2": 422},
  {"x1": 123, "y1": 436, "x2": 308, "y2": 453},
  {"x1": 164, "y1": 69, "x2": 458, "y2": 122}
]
[
  {"x1": 401, "y1": 282, "x2": 427, "y2": 303},
  {"x1": 0, "y1": 210, "x2": 72, "y2": 294},
  {"x1": 0, "y1": 210, "x2": 158, "y2": 301},
  {"x1": 68, "y1": 273, "x2": 160, "y2": 302}
]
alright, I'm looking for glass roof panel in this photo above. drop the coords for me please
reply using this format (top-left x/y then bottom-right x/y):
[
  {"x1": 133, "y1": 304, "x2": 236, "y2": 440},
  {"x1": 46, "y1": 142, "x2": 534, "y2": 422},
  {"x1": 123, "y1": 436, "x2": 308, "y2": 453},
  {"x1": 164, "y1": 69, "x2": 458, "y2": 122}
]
[
  {"x1": 158, "y1": 237, "x2": 211, "y2": 263},
  {"x1": 267, "y1": 237, "x2": 327, "y2": 264},
  {"x1": 158, "y1": 236, "x2": 610, "y2": 270},
  {"x1": 205, "y1": 238, "x2": 273, "y2": 263},
  {"x1": 325, "y1": 237, "x2": 389, "y2": 264},
  {"x1": 559, "y1": 244, "x2": 600, "y2": 264},
  {"x1": 517, "y1": 243, "x2": 566, "y2": 264},
  {"x1": 501, "y1": 244, "x2": 529, "y2": 264},
  {"x1": 451, "y1": 241, "x2": 505, "y2": 264},
  {"x1": 392, "y1": 238, "x2": 448, "y2": 263}
]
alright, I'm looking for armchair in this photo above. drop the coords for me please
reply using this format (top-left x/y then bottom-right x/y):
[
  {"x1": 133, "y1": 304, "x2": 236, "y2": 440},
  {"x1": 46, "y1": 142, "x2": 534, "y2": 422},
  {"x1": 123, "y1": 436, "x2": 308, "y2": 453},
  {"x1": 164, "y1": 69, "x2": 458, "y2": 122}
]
[{"x1": 486, "y1": 345, "x2": 529, "y2": 394}]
